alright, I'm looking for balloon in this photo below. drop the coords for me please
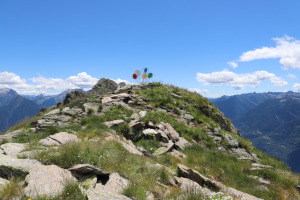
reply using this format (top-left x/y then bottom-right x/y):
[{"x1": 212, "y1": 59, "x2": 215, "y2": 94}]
[
  {"x1": 148, "y1": 73, "x2": 153, "y2": 78},
  {"x1": 144, "y1": 68, "x2": 148, "y2": 73},
  {"x1": 142, "y1": 73, "x2": 147, "y2": 79},
  {"x1": 135, "y1": 70, "x2": 141, "y2": 76},
  {"x1": 133, "y1": 74, "x2": 137, "y2": 79}
]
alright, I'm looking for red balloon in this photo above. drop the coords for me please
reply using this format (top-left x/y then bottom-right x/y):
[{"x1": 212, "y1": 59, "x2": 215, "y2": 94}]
[{"x1": 133, "y1": 74, "x2": 137, "y2": 79}]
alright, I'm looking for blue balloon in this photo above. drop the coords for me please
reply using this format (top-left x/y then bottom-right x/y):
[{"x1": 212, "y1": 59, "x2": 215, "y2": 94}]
[{"x1": 144, "y1": 68, "x2": 148, "y2": 73}]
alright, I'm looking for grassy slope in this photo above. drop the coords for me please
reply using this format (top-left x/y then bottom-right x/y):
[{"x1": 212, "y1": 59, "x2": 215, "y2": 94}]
[{"x1": 0, "y1": 83, "x2": 299, "y2": 200}]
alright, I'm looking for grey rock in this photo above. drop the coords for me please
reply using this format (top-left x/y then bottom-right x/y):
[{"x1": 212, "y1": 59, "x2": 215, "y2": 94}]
[
  {"x1": 39, "y1": 132, "x2": 79, "y2": 146},
  {"x1": 146, "y1": 191, "x2": 155, "y2": 200},
  {"x1": 68, "y1": 164, "x2": 109, "y2": 179},
  {"x1": 24, "y1": 164, "x2": 76, "y2": 197},
  {"x1": 174, "y1": 176, "x2": 213, "y2": 196},
  {"x1": 105, "y1": 135, "x2": 143, "y2": 156},
  {"x1": 118, "y1": 82, "x2": 126, "y2": 88},
  {"x1": 102, "y1": 97, "x2": 114, "y2": 104},
  {"x1": 250, "y1": 163, "x2": 272, "y2": 171},
  {"x1": 0, "y1": 177, "x2": 9, "y2": 187},
  {"x1": 0, "y1": 154, "x2": 41, "y2": 178},
  {"x1": 104, "y1": 119, "x2": 125, "y2": 128},
  {"x1": 0, "y1": 143, "x2": 26, "y2": 157},
  {"x1": 175, "y1": 137, "x2": 191, "y2": 150},
  {"x1": 62, "y1": 107, "x2": 83, "y2": 116},
  {"x1": 156, "y1": 130, "x2": 169, "y2": 143},
  {"x1": 165, "y1": 123, "x2": 180, "y2": 142},
  {"x1": 224, "y1": 187, "x2": 263, "y2": 200},
  {"x1": 168, "y1": 149, "x2": 187, "y2": 160},
  {"x1": 183, "y1": 113, "x2": 194, "y2": 121},
  {"x1": 95, "y1": 173, "x2": 130, "y2": 194},
  {"x1": 87, "y1": 188, "x2": 131, "y2": 200},
  {"x1": 89, "y1": 78, "x2": 118, "y2": 97},
  {"x1": 63, "y1": 90, "x2": 87, "y2": 105},
  {"x1": 84, "y1": 102, "x2": 101, "y2": 113},
  {"x1": 153, "y1": 141, "x2": 174, "y2": 156},
  {"x1": 143, "y1": 129, "x2": 158, "y2": 137},
  {"x1": 128, "y1": 120, "x2": 144, "y2": 134},
  {"x1": 139, "y1": 111, "x2": 147, "y2": 118},
  {"x1": 248, "y1": 175, "x2": 270, "y2": 185},
  {"x1": 177, "y1": 164, "x2": 220, "y2": 191},
  {"x1": 224, "y1": 133, "x2": 239, "y2": 147},
  {"x1": 0, "y1": 129, "x2": 24, "y2": 140},
  {"x1": 230, "y1": 148, "x2": 253, "y2": 160},
  {"x1": 45, "y1": 109, "x2": 60, "y2": 116},
  {"x1": 131, "y1": 113, "x2": 141, "y2": 121}
]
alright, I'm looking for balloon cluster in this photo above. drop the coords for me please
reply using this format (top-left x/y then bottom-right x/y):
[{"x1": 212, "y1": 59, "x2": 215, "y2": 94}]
[{"x1": 132, "y1": 67, "x2": 153, "y2": 81}]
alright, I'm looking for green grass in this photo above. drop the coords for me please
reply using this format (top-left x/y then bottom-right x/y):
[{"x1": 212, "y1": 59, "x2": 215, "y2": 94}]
[
  {"x1": 134, "y1": 138, "x2": 161, "y2": 153},
  {"x1": 0, "y1": 177, "x2": 24, "y2": 200}
]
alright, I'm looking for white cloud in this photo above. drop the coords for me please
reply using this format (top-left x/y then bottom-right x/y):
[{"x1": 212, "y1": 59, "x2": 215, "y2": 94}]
[
  {"x1": 239, "y1": 35, "x2": 300, "y2": 70},
  {"x1": 0, "y1": 71, "x2": 101, "y2": 95},
  {"x1": 227, "y1": 61, "x2": 238, "y2": 68},
  {"x1": 0, "y1": 71, "x2": 26, "y2": 85},
  {"x1": 287, "y1": 73, "x2": 297, "y2": 79},
  {"x1": 188, "y1": 88, "x2": 201, "y2": 93},
  {"x1": 293, "y1": 83, "x2": 300, "y2": 90},
  {"x1": 113, "y1": 78, "x2": 131, "y2": 85},
  {"x1": 196, "y1": 69, "x2": 288, "y2": 90}
]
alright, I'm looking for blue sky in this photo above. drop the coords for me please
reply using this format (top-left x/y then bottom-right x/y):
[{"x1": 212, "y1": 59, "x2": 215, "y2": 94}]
[{"x1": 1, "y1": 0, "x2": 300, "y2": 97}]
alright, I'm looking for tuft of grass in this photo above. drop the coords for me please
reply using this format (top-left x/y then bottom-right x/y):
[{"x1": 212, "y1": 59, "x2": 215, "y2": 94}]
[
  {"x1": 87, "y1": 108, "x2": 94, "y2": 115},
  {"x1": 0, "y1": 177, "x2": 24, "y2": 200},
  {"x1": 115, "y1": 123, "x2": 130, "y2": 136},
  {"x1": 135, "y1": 138, "x2": 161, "y2": 153}
]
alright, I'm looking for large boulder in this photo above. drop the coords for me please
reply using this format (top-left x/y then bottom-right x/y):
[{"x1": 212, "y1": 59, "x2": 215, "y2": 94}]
[
  {"x1": 63, "y1": 90, "x2": 87, "y2": 105},
  {"x1": 39, "y1": 132, "x2": 79, "y2": 146},
  {"x1": 165, "y1": 123, "x2": 180, "y2": 142},
  {"x1": 89, "y1": 78, "x2": 118, "y2": 97},
  {"x1": 95, "y1": 173, "x2": 130, "y2": 194},
  {"x1": 0, "y1": 143, "x2": 26, "y2": 157},
  {"x1": 0, "y1": 154, "x2": 41, "y2": 178},
  {"x1": 87, "y1": 188, "x2": 131, "y2": 200},
  {"x1": 24, "y1": 164, "x2": 76, "y2": 197},
  {"x1": 68, "y1": 164, "x2": 109, "y2": 179}
]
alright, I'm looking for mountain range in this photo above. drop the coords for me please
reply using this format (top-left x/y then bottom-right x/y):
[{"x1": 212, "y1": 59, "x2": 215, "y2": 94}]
[
  {"x1": 0, "y1": 89, "x2": 40, "y2": 133},
  {"x1": 212, "y1": 91, "x2": 300, "y2": 173}
]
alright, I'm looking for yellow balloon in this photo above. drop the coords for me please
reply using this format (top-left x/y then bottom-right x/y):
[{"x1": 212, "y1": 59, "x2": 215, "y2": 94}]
[{"x1": 142, "y1": 73, "x2": 147, "y2": 79}]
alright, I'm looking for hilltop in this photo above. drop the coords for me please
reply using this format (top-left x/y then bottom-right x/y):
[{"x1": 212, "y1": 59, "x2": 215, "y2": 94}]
[{"x1": 0, "y1": 79, "x2": 299, "y2": 200}]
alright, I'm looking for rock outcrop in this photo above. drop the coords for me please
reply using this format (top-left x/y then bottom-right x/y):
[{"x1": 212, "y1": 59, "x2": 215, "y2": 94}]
[{"x1": 88, "y1": 78, "x2": 118, "y2": 97}]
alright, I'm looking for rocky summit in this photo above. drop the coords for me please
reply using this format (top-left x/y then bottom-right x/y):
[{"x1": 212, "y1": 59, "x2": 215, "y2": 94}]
[{"x1": 0, "y1": 80, "x2": 299, "y2": 200}]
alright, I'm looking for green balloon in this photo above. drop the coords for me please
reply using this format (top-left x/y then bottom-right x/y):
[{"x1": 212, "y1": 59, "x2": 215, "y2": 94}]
[{"x1": 148, "y1": 73, "x2": 153, "y2": 78}]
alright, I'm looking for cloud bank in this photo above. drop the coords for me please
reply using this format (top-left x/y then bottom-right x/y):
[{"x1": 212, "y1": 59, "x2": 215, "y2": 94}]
[
  {"x1": 196, "y1": 69, "x2": 288, "y2": 90},
  {"x1": 239, "y1": 35, "x2": 300, "y2": 70},
  {"x1": 0, "y1": 71, "x2": 129, "y2": 95}
]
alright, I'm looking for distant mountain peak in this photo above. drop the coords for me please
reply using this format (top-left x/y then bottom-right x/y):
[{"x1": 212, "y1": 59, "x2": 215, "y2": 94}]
[{"x1": 0, "y1": 88, "x2": 17, "y2": 96}]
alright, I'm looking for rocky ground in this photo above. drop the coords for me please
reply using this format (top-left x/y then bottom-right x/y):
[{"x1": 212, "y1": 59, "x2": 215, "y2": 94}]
[{"x1": 0, "y1": 79, "x2": 299, "y2": 200}]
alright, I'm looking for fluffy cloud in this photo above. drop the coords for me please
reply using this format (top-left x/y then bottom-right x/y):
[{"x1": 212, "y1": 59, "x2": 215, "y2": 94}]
[
  {"x1": 0, "y1": 72, "x2": 101, "y2": 95},
  {"x1": 293, "y1": 83, "x2": 300, "y2": 90},
  {"x1": 287, "y1": 73, "x2": 297, "y2": 79},
  {"x1": 227, "y1": 61, "x2": 238, "y2": 68},
  {"x1": 0, "y1": 71, "x2": 26, "y2": 85},
  {"x1": 239, "y1": 35, "x2": 300, "y2": 70},
  {"x1": 196, "y1": 69, "x2": 288, "y2": 90}
]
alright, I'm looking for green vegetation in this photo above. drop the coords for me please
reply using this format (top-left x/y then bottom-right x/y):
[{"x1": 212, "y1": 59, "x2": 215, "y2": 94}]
[{"x1": 0, "y1": 177, "x2": 24, "y2": 200}]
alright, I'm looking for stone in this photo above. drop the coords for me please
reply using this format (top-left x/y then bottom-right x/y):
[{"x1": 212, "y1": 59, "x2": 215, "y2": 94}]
[
  {"x1": 146, "y1": 191, "x2": 155, "y2": 200},
  {"x1": 87, "y1": 188, "x2": 131, "y2": 200},
  {"x1": 89, "y1": 78, "x2": 118, "y2": 96},
  {"x1": 153, "y1": 141, "x2": 174, "y2": 156},
  {"x1": 183, "y1": 113, "x2": 194, "y2": 121},
  {"x1": 128, "y1": 120, "x2": 144, "y2": 134},
  {"x1": 230, "y1": 148, "x2": 253, "y2": 160},
  {"x1": 139, "y1": 111, "x2": 147, "y2": 118},
  {"x1": 224, "y1": 187, "x2": 263, "y2": 200},
  {"x1": 0, "y1": 154, "x2": 41, "y2": 178},
  {"x1": 177, "y1": 164, "x2": 220, "y2": 191},
  {"x1": 63, "y1": 90, "x2": 87, "y2": 105},
  {"x1": 224, "y1": 134, "x2": 239, "y2": 147},
  {"x1": 105, "y1": 136, "x2": 143, "y2": 156},
  {"x1": 174, "y1": 176, "x2": 213, "y2": 196},
  {"x1": 45, "y1": 109, "x2": 60, "y2": 116},
  {"x1": 0, "y1": 129, "x2": 23, "y2": 140},
  {"x1": 156, "y1": 130, "x2": 169, "y2": 143},
  {"x1": 131, "y1": 113, "x2": 140, "y2": 120},
  {"x1": 250, "y1": 163, "x2": 273, "y2": 171},
  {"x1": 102, "y1": 97, "x2": 113, "y2": 104},
  {"x1": 165, "y1": 123, "x2": 180, "y2": 142},
  {"x1": 175, "y1": 137, "x2": 191, "y2": 150},
  {"x1": 0, "y1": 177, "x2": 9, "y2": 187},
  {"x1": 104, "y1": 120, "x2": 125, "y2": 128},
  {"x1": 248, "y1": 175, "x2": 270, "y2": 185},
  {"x1": 95, "y1": 173, "x2": 130, "y2": 194},
  {"x1": 143, "y1": 129, "x2": 158, "y2": 137},
  {"x1": 118, "y1": 82, "x2": 126, "y2": 88},
  {"x1": 24, "y1": 164, "x2": 76, "y2": 197},
  {"x1": 168, "y1": 149, "x2": 187, "y2": 160},
  {"x1": 39, "y1": 132, "x2": 79, "y2": 146},
  {"x1": 84, "y1": 102, "x2": 101, "y2": 113},
  {"x1": 68, "y1": 164, "x2": 109, "y2": 179},
  {"x1": 0, "y1": 143, "x2": 26, "y2": 157}
]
